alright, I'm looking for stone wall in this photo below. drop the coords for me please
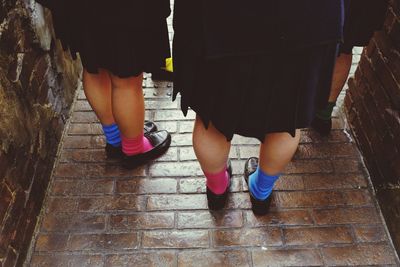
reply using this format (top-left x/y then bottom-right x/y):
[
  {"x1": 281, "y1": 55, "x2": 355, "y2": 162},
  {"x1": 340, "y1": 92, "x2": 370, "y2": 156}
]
[
  {"x1": 0, "y1": 0, "x2": 81, "y2": 265},
  {"x1": 345, "y1": 0, "x2": 400, "y2": 254}
]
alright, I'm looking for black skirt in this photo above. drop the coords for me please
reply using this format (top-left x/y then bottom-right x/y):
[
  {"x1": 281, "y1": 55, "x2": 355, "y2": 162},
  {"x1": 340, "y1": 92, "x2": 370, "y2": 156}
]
[
  {"x1": 37, "y1": 0, "x2": 171, "y2": 78},
  {"x1": 173, "y1": 1, "x2": 339, "y2": 141},
  {"x1": 341, "y1": 0, "x2": 388, "y2": 53}
]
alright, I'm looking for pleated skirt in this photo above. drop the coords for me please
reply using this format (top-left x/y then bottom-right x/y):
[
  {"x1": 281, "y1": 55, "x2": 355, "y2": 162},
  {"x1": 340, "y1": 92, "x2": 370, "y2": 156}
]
[
  {"x1": 38, "y1": 0, "x2": 171, "y2": 78},
  {"x1": 341, "y1": 0, "x2": 387, "y2": 53},
  {"x1": 173, "y1": 21, "x2": 339, "y2": 141}
]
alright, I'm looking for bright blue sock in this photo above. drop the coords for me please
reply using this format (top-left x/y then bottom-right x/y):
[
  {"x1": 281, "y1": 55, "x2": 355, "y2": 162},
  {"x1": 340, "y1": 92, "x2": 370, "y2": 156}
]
[
  {"x1": 102, "y1": 123, "x2": 121, "y2": 147},
  {"x1": 249, "y1": 167, "x2": 280, "y2": 201}
]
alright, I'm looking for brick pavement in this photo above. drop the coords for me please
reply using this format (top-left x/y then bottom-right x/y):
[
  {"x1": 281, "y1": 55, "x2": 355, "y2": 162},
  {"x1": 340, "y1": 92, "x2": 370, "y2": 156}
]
[
  {"x1": 27, "y1": 78, "x2": 399, "y2": 266},
  {"x1": 27, "y1": 3, "x2": 399, "y2": 266}
]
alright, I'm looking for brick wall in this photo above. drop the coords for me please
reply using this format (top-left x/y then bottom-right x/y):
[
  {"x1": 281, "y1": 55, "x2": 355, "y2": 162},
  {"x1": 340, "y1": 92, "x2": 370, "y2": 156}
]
[
  {"x1": 0, "y1": 1, "x2": 81, "y2": 266},
  {"x1": 345, "y1": 0, "x2": 400, "y2": 254}
]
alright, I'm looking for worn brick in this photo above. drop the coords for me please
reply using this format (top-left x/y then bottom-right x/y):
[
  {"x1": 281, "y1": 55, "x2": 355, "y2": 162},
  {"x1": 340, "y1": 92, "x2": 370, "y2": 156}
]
[
  {"x1": 284, "y1": 227, "x2": 353, "y2": 246},
  {"x1": 154, "y1": 110, "x2": 196, "y2": 121},
  {"x1": 313, "y1": 207, "x2": 381, "y2": 225},
  {"x1": 142, "y1": 230, "x2": 209, "y2": 248},
  {"x1": 322, "y1": 244, "x2": 397, "y2": 266},
  {"x1": 245, "y1": 210, "x2": 313, "y2": 227},
  {"x1": 105, "y1": 252, "x2": 175, "y2": 267},
  {"x1": 42, "y1": 214, "x2": 105, "y2": 233},
  {"x1": 275, "y1": 191, "x2": 344, "y2": 208},
  {"x1": 179, "y1": 146, "x2": 196, "y2": 161},
  {"x1": 177, "y1": 211, "x2": 243, "y2": 229},
  {"x1": 84, "y1": 164, "x2": 146, "y2": 178},
  {"x1": 110, "y1": 213, "x2": 175, "y2": 230},
  {"x1": 59, "y1": 149, "x2": 94, "y2": 163},
  {"x1": 178, "y1": 250, "x2": 249, "y2": 267},
  {"x1": 147, "y1": 194, "x2": 208, "y2": 211},
  {"x1": 238, "y1": 146, "x2": 260, "y2": 159},
  {"x1": 285, "y1": 160, "x2": 333, "y2": 174},
  {"x1": 294, "y1": 143, "x2": 359, "y2": 159},
  {"x1": 353, "y1": 226, "x2": 388, "y2": 243},
  {"x1": 273, "y1": 175, "x2": 305, "y2": 191},
  {"x1": 116, "y1": 178, "x2": 177, "y2": 194},
  {"x1": 31, "y1": 254, "x2": 103, "y2": 267},
  {"x1": 51, "y1": 179, "x2": 114, "y2": 196},
  {"x1": 303, "y1": 173, "x2": 367, "y2": 190},
  {"x1": 54, "y1": 163, "x2": 85, "y2": 177},
  {"x1": 225, "y1": 193, "x2": 253, "y2": 209},
  {"x1": 46, "y1": 197, "x2": 78, "y2": 213},
  {"x1": 149, "y1": 162, "x2": 202, "y2": 177},
  {"x1": 154, "y1": 147, "x2": 179, "y2": 162},
  {"x1": 77, "y1": 90, "x2": 87, "y2": 100},
  {"x1": 35, "y1": 234, "x2": 69, "y2": 252},
  {"x1": 252, "y1": 249, "x2": 323, "y2": 267},
  {"x1": 74, "y1": 100, "x2": 92, "y2": 111},
  {"x1": 78, "y1": 195, "x2": 147, "y2": 212},
  {"x1": 302, "y1": 129, "x2": 351, "y2": 143},
  {"x1": 342, "y1": 189, "x2": 374, "y2": 206},
  {"x1": 68, "y1": 123, "x2": 92, "y2": 135},
  {"x1": 231, "y1": 136, "x2": 260, "y2": 145},
  {"x1": 144, "y1": 99, "x2": 178, "y2": 110},
  {"x1": 179, "y1": 121, "x2": 194, "y2": 133},
  {"x1": 71, "y1": 112, "x2": 98, "y2": 123},
  {"x1": 212, "y1": 228, "x2": 282, "y2": 247},
  {"x1": 154, "y1": 121, "x2": 178, "y2": 133},
  {"x1": 171, "y1": 134, "x2": 192, "y2": 146},
  {"x1": 332, "y1": 159, "x2": 364, "y2": 173},
  {"x1": 67, "y1": 233, "x2": 139, "y2": 251}
]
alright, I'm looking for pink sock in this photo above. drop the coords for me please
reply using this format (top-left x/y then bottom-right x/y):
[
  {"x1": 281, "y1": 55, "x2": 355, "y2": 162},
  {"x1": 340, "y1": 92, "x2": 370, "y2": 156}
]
[
  {"x1": 204, "y1": 167, "x2": 230, "y2": 195},
  {"x1": 122, "y1": 133, "x2": 154, "y2": 156}
]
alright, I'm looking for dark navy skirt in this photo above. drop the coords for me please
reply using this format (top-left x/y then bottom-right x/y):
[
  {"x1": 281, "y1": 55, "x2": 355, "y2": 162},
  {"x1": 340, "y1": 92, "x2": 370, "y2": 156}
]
[
  {"x1": 173, "y1": 37, "x2": 338, "y2": 141},
  {"x1": 340, "y1": 0, "x2": 387, "y2": 54},
  {"x1": 36, "y1": 0, "x2": 171, "y2": 78}
]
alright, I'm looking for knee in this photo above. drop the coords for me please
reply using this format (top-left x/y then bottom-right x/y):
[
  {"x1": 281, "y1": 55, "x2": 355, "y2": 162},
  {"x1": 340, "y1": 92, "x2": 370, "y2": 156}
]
[{"x1": 110, "y1": 73, "x2": 143, "y2": 90}]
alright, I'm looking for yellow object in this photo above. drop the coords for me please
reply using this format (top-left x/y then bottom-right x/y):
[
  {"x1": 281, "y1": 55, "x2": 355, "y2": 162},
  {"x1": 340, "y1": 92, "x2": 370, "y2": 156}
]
[{"x1": 165, "y1": 57, "x2": 173, "y2": 72}]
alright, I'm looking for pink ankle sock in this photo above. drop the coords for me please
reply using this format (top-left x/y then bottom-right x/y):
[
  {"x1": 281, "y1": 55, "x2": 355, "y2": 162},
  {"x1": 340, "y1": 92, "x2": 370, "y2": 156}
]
[
  {"x1": 122, "y1": 134, "x2": 154, "y2": 156},
  {"x1": 204, "y1": 167, "x2": 230, "y2": 195}
]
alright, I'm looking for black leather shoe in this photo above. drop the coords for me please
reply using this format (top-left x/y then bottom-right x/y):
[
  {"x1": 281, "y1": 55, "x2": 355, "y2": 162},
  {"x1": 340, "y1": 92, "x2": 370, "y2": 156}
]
[
  {"x1": 206, "y1": 160, "x2": 232, "y2": 211},
  {"x1": 244, "y1": 157, "x2": 273, "y2": 216},
  {"x1": 122, "y1": 130, "x2": 171, "y2": 169},
  {"x1": 105, "y1": 121, "x2": 158, "y2": 159},
  {"x1": 311, "y1": 116, "x2": 332, "y2": 136},
  {"x1": 105, "y1": 143, "x2": 124, "y2": 159},
  {"x1": 144, "y1": 120, "x2": 157, "y2": 133}
]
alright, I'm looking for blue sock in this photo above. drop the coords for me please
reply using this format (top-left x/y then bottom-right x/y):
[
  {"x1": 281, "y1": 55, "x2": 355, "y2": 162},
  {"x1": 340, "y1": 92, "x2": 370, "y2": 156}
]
[
  {"x1": 249, "y1": 167, "x2": 280, "y2": 201},
  {"x1": 102, "y1": 123, "x2": 121, "y2": 147}
]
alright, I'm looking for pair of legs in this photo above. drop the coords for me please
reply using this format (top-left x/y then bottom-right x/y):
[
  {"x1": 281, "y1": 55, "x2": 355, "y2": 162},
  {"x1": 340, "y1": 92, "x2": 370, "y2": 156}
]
[
  {"x1": 194, "y1": 116, "x2": 300, "y2": 176},
  {"x1": 312, "y1": 52, "x2": 353, "y2": 135},
  {"x1": 193, "y1": 116, "x2": 300, "y2": 199},
  {"x1": 83, "y1": 69, "x2": 145, "y2": 139}
]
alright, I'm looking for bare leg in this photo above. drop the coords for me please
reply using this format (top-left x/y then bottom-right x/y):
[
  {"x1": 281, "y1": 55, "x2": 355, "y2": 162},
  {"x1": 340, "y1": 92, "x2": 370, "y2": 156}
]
[
  {"x1": 258, "y1": 130, "x2": 301, "y2": 175},
  {"x1": 110, "y1": 73, "x2": 144, "y2": 138},
  {"x1": 312, "y1": 53, "x2": 353, "y2": 135},
  {"x1": 328, "y1": 53, "x2": 353, "y2": 103},
  {"x1": 193, "y1": 116, "x2": 231, "y2": 174},
  {"x1": 83, "y1": 69, "x2": 115, "y2": 125}
]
